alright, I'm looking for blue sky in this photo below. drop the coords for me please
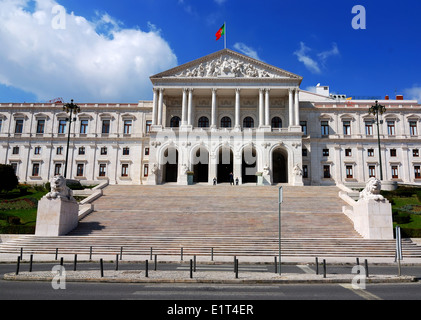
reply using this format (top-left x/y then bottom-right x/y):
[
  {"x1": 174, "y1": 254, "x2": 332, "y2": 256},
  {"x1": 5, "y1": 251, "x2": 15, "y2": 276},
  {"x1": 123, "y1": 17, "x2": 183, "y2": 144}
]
[{"x1": 1, "y1": 0, "x2": 421, "y2": 103}]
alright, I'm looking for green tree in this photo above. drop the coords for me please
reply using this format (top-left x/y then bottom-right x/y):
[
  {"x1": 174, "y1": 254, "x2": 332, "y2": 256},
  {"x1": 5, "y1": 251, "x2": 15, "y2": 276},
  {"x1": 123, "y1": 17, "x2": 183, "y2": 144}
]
[{"x1": 0, "y1": 164, "x2": 19, "y2": 192}]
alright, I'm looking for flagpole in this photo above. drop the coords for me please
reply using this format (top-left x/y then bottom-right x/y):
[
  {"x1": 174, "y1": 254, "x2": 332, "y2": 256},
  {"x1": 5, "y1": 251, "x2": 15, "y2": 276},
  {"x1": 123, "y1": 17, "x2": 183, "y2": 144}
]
[{"x1": 224, "y1": 21, "x2": 227, "y2": 49}]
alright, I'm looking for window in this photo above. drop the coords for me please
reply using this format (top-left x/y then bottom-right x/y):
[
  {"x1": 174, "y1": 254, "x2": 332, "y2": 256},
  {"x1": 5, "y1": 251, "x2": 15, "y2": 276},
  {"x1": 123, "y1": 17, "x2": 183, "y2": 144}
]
[
  {"x1": 390, "y1": 149, "x2": 397, "y2": 157},
  {"x1": 322, "y1": 149, "x2": 329, "y2": 157},
  {"x1": 121, "y1": 164, "x2": 129, "y2": 177},
  {"x1": 58, "y1": 120, "x2": 67, "y2": 134},
  {"x1": 144, "y1": 164, "x2": 149, "y2": 177},
  {"x1": 303, "y1": 165, "x2": 308, "y2": 178},
  {"x1": 346, "y1": 165, "x2": 353, "y2": 179},
  {"x1": 369, "y1": 165, "x2": 376, "y2": 178},
  {"x1": 54, "y1": 164, "x2": 62, "y2": 176},
  {"x1": 36, "y1": 120, "x2": 45, "y2": 134},
  {"x1": 343, "y1": 121, "x2": 351, "y2": 136},
  {"x1": 368, "y1": 149, "x2": 374, "y2": 157},
  {"x1": 413, "y1": 149, "x2": 419, "y2": 157},
  {"x1": 15, "y1": 119, "x2": 24, "y2": 134},
  {"x1": 323, "y1": 165, "x2": 331, "y2": 179},
  {"x1": 170, "y1": 116, "x2": 180, "y2": 128},
  {"x1": 77, "y1": 164, "x2": 84, "y2": 177},
  {"x1": 365, "y1": 121, "x2": 373, "y2": 136},
  {"x1": 102, "y1": 120, "x2": 110, "y2": 134},
  {"x1": 146, "y1": 120, "x2": 152, "y2": 133},
  {"x1": 387, "y1": 121, "x2": 395, "y2": 136},
  {"x1": 144, "y1": 148, "x2": 149, "y2": 156},
  {"x1": 123, "y1": 147, "x2": 130, "y2": 156},
  {"x1": 12, "y1": 146, "x2": 19, "y2": 155},
  {"x1": 78, "y1": 147, "x2": 85, "y2": 155},
  {"x1": 99, "y1": 164, "x2": 107, "y2": 177},
  {"x1": 198, "y1": 116, "x2": 210, "y2": 128},
  {"x1": 100, "y1": 147, "x2": 107, "y2": 155},
  {"x1": 34, "y1": 147, "x2": 41, "y2": 155},
  {"x1": 221, "y1": 116, "x2": 232, "y2": 128},
  {"x1": 410, "y1": 121, "x2": 418, "y2": 136},
  {"x1": 391, "y1": 166, "x2": 399, "y2": 179},
  {"x1": 243, "y1": 117, "x2": 254, "y2": 128},
  {"x1": 345, "y1": 149, "x2": 352, "y2": 157},
  {"x1": 300, "y1": 121, "x2": 307, "y2": 135},
  {"x1": 32, "y1": 163, "x2": 40, "y2": 177},
  {"x1": 271, "y1": 117, "x2": 282, "y2": 129},
  {"x1": 302, "y1": 148, "x2": 308, "y2": 157},
  {"x1": 0, "y1": 119, "x2": 2, "y2": 133},
  {"x1": 321, "y1": 121, "x2": 329, "y2": 136},
  {"x1": 80, "y1": 120, "x2": 88, "y2": 134},
  {"x1": 123, "y1": 120, "x2": 132, "y2": 134},
  {"x1": 56, "y1": 146, "x2": 63, "y2": 155},
  {"x1": 415, "y1": 166, "x2": 421, "y2": 179}
]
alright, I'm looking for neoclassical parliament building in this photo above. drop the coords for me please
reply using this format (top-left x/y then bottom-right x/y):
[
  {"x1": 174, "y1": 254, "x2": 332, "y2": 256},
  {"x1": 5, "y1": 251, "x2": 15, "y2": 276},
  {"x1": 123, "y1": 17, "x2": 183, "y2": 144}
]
[{"x1": 1, "y1": 49, "x2": 421, "y2": 187}]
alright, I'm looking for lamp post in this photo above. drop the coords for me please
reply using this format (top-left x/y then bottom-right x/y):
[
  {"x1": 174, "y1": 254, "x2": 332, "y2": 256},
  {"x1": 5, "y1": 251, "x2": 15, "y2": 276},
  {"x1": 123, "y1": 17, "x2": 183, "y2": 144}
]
[
  {"x1": 63, "y1": 99, "x2": 80, "y2": 178},
  {"x1": 369, "y1": 101, "x2": 386, "y2": 181}
]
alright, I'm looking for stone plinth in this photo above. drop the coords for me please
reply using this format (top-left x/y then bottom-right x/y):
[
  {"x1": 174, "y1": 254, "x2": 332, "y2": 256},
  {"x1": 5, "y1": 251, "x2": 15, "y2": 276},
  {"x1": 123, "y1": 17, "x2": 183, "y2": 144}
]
[
  {"x1": 353, "y1": 199, "x2": 393, "y2": 240},
  {"x1": 35, "y1": 197, "x2": 79, "y2": 236}
]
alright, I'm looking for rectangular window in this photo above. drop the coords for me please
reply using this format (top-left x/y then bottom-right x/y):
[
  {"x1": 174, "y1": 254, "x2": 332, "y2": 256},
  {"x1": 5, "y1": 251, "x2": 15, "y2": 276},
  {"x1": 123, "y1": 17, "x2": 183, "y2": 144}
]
[
  {"x1": 323, "y1": 165, "x2": 331, "y2": 179},
  {"x1": 146, "y1": 120, "x2": 152, "y2": 134},
  {"x1": 410, "y1": 121, "x2": 418, "y2": 136},
  {"x1": 144, "y1": 164, "x2": 149, "y2": 177},
  {"x1": 124, "y1": 120, "x2": 132, "y2": 135},
  {"x1": 303, "y1": 165, "x2": 308, "y2": 178},
  {"x1": 34, "y1": 147, "x2": 41, "y2": 155},
  {"x1": 12, "y1": 146, "x2": 19, "y2": 155},
  {"x1": 121, "y1": 164, "x2": 129, "y2": 177},
  {"x1": 100, "y1": 147, "x2": 107, "y2": 155},
  {"x1": 11, "y1": 163, "x2": 18, "y2": 174},
  {"x1": 365, "y1": 121, "x2": 373, "y2": 136},
  {"x1": 345, "y1": 149, "x2": 352, "y2": 157},
  {"x1": 58, "y1": 120, "x2": 67, "y2": 134},
  {"x1": 369, "y1": 165, "x2": 376, "y2": 178},
  {"x1": 54, "y1": 163, "x2": 62, "y2": 176},
  {"x1": 368, "y1": 149, "x2": 374, "y2": 157},
  {"x1": 415, "y1": 166, "x2": 421, "y2": 179},
  {"x1": 346, "y1": 165, "x2": 353, "y2": 179},
  {"x1": 80, "y1": 120, "x2": 89, "y2": 134},
  {"x1": 36, "y1": 120, "x2": 45, "y2": 134},
  {"x1": 321, "y1": 121, "x2": 329, "y2": 136},
  {"x1": 79, "y1": 147, "x2": 85, "y2": 155},
  {"x1": 32, "y1": 163, "x2": 40, "y2": 177},
  {"x1": 300, "y1": 121, "x2": 307, "y2": 136},
  {"x1": 413, "y1": 149, "x2": 420, "y2": 157},
  {"x1": 390, "y1": 149, "x2": 397, "y2": 157},
  {"x1": 77, "y1": 164, "x2": 84, "y2": 177},
  {"x1": 302, "y1": 148, "x2": 308, "y2": 157},
  {"x1": 391, "y1": 166, "x2": 399, "y2": 179},
  {"x1": 56, "y1": 146, "x2": 63, "y2": 155},
  {"x1": 343, "y1": 121, "x2": 351, "y2": 136},
  {"x1": 15, "y1": 119, "x2": 24, "y2": 134},
  {"x1": 144, "y1": 148, "x2": 149, "y2": 156},
  {"x1": 102, "y1": 120, "x2": 110, "y2": 134},
  {"x1": 99, "y1": 164, "x2": 107, "y2": 177},
  {"x1": 123, "y1": 147, "x2": 130, "y2": 156},
  {"x1": 322, "y1": 149, "x2": 329, "y2": 157},
  {"x1": 387, "y1": 121, "x2": 395, "y2": 136}
]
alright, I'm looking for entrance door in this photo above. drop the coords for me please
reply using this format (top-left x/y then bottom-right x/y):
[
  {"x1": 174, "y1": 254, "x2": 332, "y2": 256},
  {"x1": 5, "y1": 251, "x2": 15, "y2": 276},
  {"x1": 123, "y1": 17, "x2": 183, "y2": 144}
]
[
  {"x1": 272, "y1": 148, "x2": 288, "y2": 184},
  {"x1": 242, "y1": 147, "x2": 257, "y2": 183},
  {"x1": 164, "y1": 147, "x2": 178, "y2": 183},
  {"x1": 193, "y1": 147, "x2": 209, "y2": 183},
  {"x1": 217, "y1": 147, "x2": 233, "y2": 183}
]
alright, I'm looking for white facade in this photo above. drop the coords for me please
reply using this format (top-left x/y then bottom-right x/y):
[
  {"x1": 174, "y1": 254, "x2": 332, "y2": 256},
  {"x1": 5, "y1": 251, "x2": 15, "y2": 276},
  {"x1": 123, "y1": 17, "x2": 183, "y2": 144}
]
[{"x1": 1, "y1": 49, "x2": 420, "y2": 187}]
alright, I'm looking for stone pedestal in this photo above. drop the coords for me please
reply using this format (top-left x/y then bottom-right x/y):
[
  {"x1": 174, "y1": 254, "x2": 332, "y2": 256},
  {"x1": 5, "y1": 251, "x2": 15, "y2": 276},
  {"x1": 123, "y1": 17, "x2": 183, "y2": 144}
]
[
  {"x1": 353, "y1": 199, "x2": 393, "y2": 240},
  {"x1": 35, "y1": 197, "x2": 79, "y2": 236}
]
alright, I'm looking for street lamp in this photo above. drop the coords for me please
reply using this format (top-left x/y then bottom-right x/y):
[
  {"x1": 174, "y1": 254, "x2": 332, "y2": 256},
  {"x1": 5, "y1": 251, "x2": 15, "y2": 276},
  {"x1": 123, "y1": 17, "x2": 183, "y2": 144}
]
[
  {"x1": 63, "y1": 99, "x2": 80, "y2": 178},
  {"x1": 369, "y1": 101, "x2": 386, "y2": 181}
]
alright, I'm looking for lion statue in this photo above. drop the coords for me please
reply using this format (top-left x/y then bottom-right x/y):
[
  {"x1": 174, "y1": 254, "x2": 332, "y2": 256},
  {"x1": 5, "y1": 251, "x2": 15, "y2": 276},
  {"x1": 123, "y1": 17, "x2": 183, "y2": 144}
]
[
  {"x1": 46, "y1": 175, "x2": 74, "y2": 201},
  {"x1": 359, "y1": 177, "x2": 384, "y2": 201}
]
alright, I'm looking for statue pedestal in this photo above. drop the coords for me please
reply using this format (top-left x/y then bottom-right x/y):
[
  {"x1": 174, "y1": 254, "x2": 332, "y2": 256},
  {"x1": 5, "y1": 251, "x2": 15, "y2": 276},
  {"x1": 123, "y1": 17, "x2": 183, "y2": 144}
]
[{"x1": 35, "y1": 197, "x2": 79, "y2": 236}]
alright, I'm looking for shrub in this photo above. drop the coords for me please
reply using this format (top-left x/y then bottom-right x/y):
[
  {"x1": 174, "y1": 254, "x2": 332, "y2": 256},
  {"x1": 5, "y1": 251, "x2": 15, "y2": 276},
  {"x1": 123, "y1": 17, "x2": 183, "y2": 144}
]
[{"x1": 0, "y1": 165, "x2": 19, "y2": 192}]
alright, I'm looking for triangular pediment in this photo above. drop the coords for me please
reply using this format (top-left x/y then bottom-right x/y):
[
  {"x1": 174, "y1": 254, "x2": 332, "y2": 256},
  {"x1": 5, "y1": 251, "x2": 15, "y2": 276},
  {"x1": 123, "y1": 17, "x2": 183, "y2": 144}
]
[{"x1": 151, "y1": 49, "x2": 302, "y2": 82}]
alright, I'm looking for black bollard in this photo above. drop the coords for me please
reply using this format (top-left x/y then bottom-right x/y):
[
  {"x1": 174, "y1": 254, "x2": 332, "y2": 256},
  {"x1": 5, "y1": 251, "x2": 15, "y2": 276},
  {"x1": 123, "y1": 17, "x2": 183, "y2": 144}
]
[
  {"x1": 234, "y1": 256, "x2": 236, "y2": 273},
  {"x1": 181, "y1": 247, "x2": 183, "y2": 261},
  {"x1": 274, "y1": 256, "x2": 277, "y2": 274},
  {"x1": 89, "y1": 246, "x2": 93, "y2": 261},
  {"x1": 323, "y1": 259, "x2": 326, "y2": 278},
  {"x1": 315, "y1": 257, "x2": 319, "y2": 275},
  {"x1": 356, "y1": 257, "x2": 360, "y2": 266},
  {"x1": 365, "y1": 259, "x2": 369, "y2": 278},
  {"x1": 60, "y1": 257, "x2": 64, "y2": 266},
  {"x1": 235, "y1": 259, "x2": 239, "y2": 279},
  {"x1": 194, "y1": 255, "x2": 196, "y2": 272},
  {"x1": 115, "y1": 254, "x2": 119, "y2": 271},
  {"x1": 145, "y1": 260, "x2": 149, "y2": 278},
  {"x1": 16, "y1": 256, "x2": 20, "y2": 275},
  {"x1": 150, "y1": 247, "x2": 153, "y2": 261},
  {"x1": 211, "y1": 248, "x2": 214, "y2": 261},
  {"x1": 154, "y1": 255, "x2": 157, "y2": 271},
  {"x1": 190, "y1": 259, "x2": 193, "y2": 279},
  {"x1": 20, "y1": 248, "x2": 23, "y2": 260},
  {"x1": 100, "y1": 258, "x2": 104, "y2": 278},
  {"x1": 74, "y1": 254, "x2": 78, "y2": 271},
  {"x1": 55, "y1": 248, "x2": 58, "y2": 260},
  {"x1": 120, "y1": 247, "x2": 123, "y2": 261},
  {"x1": 29, "y1": 254, "x2": 33, "y2": 273}
]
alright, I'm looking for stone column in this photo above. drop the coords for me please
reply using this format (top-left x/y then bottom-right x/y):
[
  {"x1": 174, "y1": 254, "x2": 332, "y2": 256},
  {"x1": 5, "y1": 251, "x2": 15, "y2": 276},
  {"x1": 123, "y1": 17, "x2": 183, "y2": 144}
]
[
  {"x1": 289, "y1": 89, "x2": 294, "y2": 127},
  {"x1": 265, "y1": 89, "x2": 270, "y2": 126},
  {"x1": 294, "y1": 89, "x2": 300, "y2": 126},
  {"x1": 259, "y1": 89, "x2": 265, "y2": 128},
  {"x1": 211, "y1": 88, "x2": 217, "y2": 129},
  {"x1": 152, "y1": 88, "x2": 158, "y2": 126},
  {"x1": 187, "y1": 88, "x2": 193, "y2": 126},
  {"x1": 157, "y1": 88, "x2": 164, "y2": 126},
  {"x1": 181, "y1": 88, "x2": 188, "y2": 126},
  {"x1": 235, "y1": 88, "x2": 241, "y2": 129}
]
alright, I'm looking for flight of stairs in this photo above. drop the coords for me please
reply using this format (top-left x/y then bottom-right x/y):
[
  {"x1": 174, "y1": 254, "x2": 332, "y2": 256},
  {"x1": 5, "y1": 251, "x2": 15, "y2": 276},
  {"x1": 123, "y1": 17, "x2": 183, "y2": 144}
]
[{"x1": 1, "y1": 185, "x2": 421, "y2": 258}]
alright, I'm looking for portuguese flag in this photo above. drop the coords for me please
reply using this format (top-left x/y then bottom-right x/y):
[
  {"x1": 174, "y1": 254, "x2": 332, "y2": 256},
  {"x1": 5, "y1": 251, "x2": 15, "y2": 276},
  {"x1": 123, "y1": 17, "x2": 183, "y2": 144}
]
[{"x1": 216, "y1": 24, "x2": 225, "y2": 41}]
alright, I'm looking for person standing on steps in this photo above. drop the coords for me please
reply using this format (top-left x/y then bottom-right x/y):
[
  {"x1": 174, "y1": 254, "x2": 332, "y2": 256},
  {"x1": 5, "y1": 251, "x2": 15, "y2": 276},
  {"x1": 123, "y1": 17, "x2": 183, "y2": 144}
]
[{"x1": 229, "y1": 172, "x2": 234, "y2": 185}]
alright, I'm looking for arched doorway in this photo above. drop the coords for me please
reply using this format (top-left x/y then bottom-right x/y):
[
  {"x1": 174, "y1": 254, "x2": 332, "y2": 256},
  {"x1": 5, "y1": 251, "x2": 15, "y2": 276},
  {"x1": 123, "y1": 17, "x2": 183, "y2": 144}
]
[
  {"x1": 242, "y1": 146, "x2": 257, "y2": 183},
  {"x1": 217, "y1": 147, "x2": 233, "y2": 183},
  {"x1": 272, "y1": 148, "x2": 288, "y2": 184},
  {"x1": 163, "y1": 147, "x2": 178, "y2": 183},
  {"x1": 192, "y1": 147, "x2": 209, "y2": 183}
]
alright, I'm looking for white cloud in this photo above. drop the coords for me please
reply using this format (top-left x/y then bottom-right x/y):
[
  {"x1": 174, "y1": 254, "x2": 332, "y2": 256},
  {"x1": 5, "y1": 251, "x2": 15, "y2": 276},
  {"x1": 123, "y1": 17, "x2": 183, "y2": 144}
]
[
  {"x1": 233, "y1": 43, "x2": 261, "y2": 61},
  {"x1": 318, "y1": 43, "x2": 340, "y2": 65},
  {"x1": 294, "y1": 42, "x2": 321, "y2": 74},
  {"x1": 0, "y1": 0, "x2": 178, "y2": 103},
  {"x1": 404, "y1": 86, "x2": 421, "y2": 102}
]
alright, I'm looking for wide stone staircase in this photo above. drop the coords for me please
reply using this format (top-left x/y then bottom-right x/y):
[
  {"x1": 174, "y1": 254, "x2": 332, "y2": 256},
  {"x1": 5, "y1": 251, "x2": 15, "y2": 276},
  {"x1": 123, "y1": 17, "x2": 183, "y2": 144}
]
[{"x1": 1, "y1": 185, "x2": 421, "y2": 258}]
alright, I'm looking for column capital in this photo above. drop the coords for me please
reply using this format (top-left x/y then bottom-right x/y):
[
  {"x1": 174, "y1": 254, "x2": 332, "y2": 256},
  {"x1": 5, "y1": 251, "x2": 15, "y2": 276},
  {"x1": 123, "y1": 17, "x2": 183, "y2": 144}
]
[{"x1": 212, "y1": 88, "x2": 218, "y2": 93}]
